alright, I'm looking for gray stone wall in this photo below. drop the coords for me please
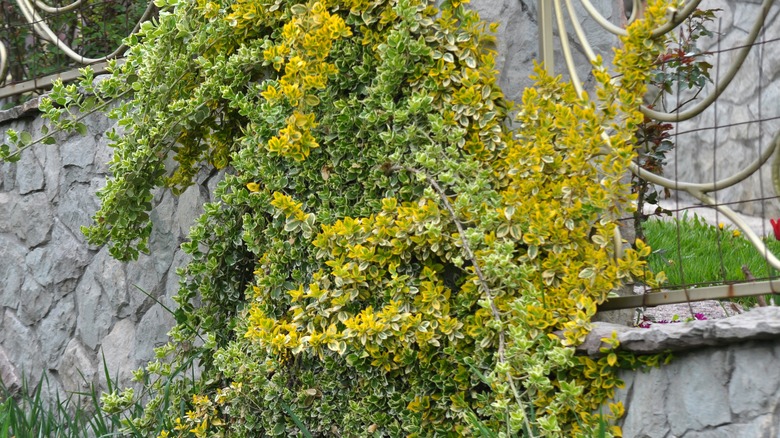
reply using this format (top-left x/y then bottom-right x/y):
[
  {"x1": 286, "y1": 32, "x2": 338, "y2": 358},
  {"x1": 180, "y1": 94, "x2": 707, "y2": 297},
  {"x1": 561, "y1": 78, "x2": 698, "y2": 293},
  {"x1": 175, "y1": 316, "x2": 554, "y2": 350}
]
[
  {"x1": 618, "y1": 339, "x2": 780, "y2": 438},
  {"x1": 0, "y1": 102, "x2": 215, "y2": 399},
  {"x1": 584, "y1": 307, "x2": 780, "y2": 437}
]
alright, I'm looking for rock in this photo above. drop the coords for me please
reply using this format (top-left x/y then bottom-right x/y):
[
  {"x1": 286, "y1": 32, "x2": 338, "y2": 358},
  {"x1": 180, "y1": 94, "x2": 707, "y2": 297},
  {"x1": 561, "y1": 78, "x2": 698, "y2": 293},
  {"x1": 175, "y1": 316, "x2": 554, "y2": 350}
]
[
  {"x1": 728, "y1": 344, "x2": 780, "y2": 420},
  {"x1": 16, "y1": 147, "x2": 45, "y2": 194},
  {"x1": 0, "y1": 96, "x2": 40, "y2": 123},
  {"x1": 0, "y1": 310, "x2": 43, "y2": 384},
  {"x1": 615, "y1": 339, "x2": 780, "y2": 437},
  {"x1": 0, "y1": 191, "x2": 53, "y2": 248},
  {"x1": 60, "y1": 132, "x2": 96, "y2": 168},
  {"x1": 615, "y1": 367, "x2": 671, "y2": 437},
  {"x1": 57, "y1": 180, "x2": 101, "y2": 242},
  {"x1": 581, "y1": 307, "x2": 780, "y2": 356},
  {"x1": 124, "y1": 258, "x2": 161, "y2": 320},
  {"x1": 0, "y1": 235, "x2": 26, "y2": 308},
  {"x1": 37, "y1": 140, "x2": 61, "y2": 202},
  {"x1": 38, "y1": 295, "x2": 77, "y2": 365},
  {"x1": 666, "y1": 350, "x2": 732, "y2": 435},
  {"x1": 75, "y1": 278, "x2": 114, "y2": 352},
  {"x1": 25, "y1": 222, "x2": 90, "y2": 291},
  {"x1": 134, "y1": 304, "x2": 175, "y2": 363},
  {"x1": 17, "y1": 276, "x2": 53, "y2": 326},
  {"x1": 0, "y1": 346, "x2": 21, "y2": 393},
  {"x1": 176, "y1": 183, "x2": 206, "y2": 237},
  {"x1": 99, "y1": 319, "x2": 137, "y2": 390},
  {"x1": 93, "y1": 132, "x2": 115, "y2": 175},
  {"x1": 58, "y1": 339, "x2": 96, "y2": 393},
  {"x1": 76, "y1": 248, "x2": 127, "y2": 350}
]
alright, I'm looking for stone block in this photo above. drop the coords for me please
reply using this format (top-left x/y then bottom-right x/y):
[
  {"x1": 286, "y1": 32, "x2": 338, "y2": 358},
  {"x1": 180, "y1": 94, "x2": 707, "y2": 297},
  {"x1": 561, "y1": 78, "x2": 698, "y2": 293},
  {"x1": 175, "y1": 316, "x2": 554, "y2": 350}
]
[
  {"x1": 0, "y1": 191, "x2": 53, "y2": 248},
  {"x1": 38, "y1": 295, "x2": 77, "y2": 366},
  {"x1": 15, "y1": 147, "x2": 45, "y2": 195},
  {"x1": 176, "y1": 183, "x2": 206, "y2": 237},
  {"x1": 0, "y1": 310, "x2": 43, "y2": 384},
  {"x1": 581, "y1": 307, "x2": 780, "y2": 356},
  {"x1": 617, "y1": 366, "x2": 672, "y2": 437},
  {"x1": 99, "y1": 319, "x2": 138, "y2": 390},
  {"x1": 60, "y1": 132, "x2": 96, "y2": 168},
  {"x1": 93, "y1": 133, "x2": 114, "y2": 175},
  {"x1": 17, "y1": 276, "x2": 53, "y2": 326},
  {"x1": 135, "y1": 304, "x2": 175, "y2": 363},
  {"x1": 76, "y1": 248, "x2": 127, "y2": 350},
  {"x1": 0, "y1": 346, "x2": 21, "y2": 393},
  {"x1": 37, "y1": 141, "x2": 62, "y2": 202},
  {"x1": 57, "y1": 180, "x2": 101, "y2": 242},
  {"x1": 728, "y1": 342, "x2": 780, "y2": 419},
  {"x1": 0, "y1": 235, "x2": 26, "y2": 308},
  {"x1": 25, "y1": 222, "x2": 90, "y2": 290},
  {"x1": 666, "y1": 350, "x2": 732, "y2": 435},
  {"x1": 58, "y1": 338, "x2": 96, "y2": 393}
]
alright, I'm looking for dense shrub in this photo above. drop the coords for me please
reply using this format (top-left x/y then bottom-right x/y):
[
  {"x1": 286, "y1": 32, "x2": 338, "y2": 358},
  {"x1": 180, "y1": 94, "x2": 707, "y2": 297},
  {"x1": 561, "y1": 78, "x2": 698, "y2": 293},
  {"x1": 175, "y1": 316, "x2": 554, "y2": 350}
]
[{"x1": 3, "y1": 0, "x2": 673, "y2": 435}]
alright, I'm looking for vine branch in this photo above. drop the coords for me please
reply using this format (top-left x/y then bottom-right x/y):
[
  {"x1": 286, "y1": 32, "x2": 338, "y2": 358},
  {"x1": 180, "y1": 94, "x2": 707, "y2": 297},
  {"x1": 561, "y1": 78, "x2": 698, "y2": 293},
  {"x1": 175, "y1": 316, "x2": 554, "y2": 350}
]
[{"x1": 396, "y1": 165, "x2": 535, "y2": 436}]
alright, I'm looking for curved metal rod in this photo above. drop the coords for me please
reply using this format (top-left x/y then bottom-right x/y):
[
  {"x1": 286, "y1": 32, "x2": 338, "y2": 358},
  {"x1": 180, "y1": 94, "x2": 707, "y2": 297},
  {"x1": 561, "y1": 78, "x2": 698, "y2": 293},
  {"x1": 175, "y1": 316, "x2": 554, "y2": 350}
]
[
  {"x1": 640, "y1": 0, "x2": 775, "y2": 122},
  {"x1": 16, "y1": 0, "x2": 102, "y2": 63},
  {"x1": 31, "y1": 0, "x2": 82, "y2": 14},
  {"x1": 0, "y1": 42, "x2": 8, "y2": 87},
  {"x1": 578, "y1": 0, "x2": 701, "y2": 37},
  {"x1": 554, "y1": 0, "x2": 585, "y2": 97},
  {"x1": 13, "y1": 0, "x2": 155, "y2": 65},
  {"x1": 564, "y1": 0, "x2": 597, "y2": 63},
  {"x1": 630, "y1": 130, "x2": 780, "y2": 193},
  {"x1": 627, "y1": 0, "x2": 639, "y2": 24},
  {"x1": 691, "y1": 189, "x2": 780, "y2": 270}
]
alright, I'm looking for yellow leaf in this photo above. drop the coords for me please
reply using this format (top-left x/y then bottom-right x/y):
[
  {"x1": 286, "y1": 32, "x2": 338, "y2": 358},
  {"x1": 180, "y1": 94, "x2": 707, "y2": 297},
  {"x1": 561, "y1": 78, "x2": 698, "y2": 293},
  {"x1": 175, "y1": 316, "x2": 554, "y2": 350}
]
[{"x1": 607, "y1": 352, "x2": 617, "y2": 367}]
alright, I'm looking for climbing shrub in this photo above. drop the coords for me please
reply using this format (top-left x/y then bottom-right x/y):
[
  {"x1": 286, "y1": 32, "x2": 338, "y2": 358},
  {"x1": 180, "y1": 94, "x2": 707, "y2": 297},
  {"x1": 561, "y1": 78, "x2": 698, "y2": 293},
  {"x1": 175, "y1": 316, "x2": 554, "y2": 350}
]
[{"x1": 2, "y1": 0, "x2": 674, "y2": 435}]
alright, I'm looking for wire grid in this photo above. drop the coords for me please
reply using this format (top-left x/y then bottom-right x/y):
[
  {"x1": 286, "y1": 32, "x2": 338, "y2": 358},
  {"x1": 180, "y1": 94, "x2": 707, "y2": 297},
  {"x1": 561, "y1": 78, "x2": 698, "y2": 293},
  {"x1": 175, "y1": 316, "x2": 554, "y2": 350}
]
[{"x1": 629, "y1": 10, "x2": 780, "y2": 301}]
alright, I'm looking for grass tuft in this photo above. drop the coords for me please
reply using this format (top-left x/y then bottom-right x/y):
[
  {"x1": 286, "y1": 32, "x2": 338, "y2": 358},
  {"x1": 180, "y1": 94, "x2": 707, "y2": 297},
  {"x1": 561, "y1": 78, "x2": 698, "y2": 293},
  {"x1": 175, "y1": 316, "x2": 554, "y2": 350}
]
[{"x1": 0, "y1": 372, "x2": 133, "y2": 437}]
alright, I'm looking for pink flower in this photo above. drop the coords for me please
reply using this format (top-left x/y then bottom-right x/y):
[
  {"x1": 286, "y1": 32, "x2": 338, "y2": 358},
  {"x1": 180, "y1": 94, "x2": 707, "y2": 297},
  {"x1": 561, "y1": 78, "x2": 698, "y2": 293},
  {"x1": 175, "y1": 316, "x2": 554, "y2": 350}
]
[{"x1": 771, "y1": 219, "x2": 780, "y2": 240}]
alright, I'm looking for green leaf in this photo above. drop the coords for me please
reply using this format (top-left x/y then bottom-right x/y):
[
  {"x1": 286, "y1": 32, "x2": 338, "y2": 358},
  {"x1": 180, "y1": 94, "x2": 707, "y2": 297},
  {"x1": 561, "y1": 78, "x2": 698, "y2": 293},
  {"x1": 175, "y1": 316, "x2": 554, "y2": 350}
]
[{"x1": 19, "y1": 131, "x2": 32, "y2": 146}]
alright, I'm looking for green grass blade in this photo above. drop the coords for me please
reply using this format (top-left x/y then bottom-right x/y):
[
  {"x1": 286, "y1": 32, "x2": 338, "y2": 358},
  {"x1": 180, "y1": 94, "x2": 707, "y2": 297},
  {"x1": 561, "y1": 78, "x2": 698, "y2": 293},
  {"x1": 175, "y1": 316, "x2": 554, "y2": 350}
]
[{"x1": 279, "y1": 402, "x2": 313, "y2": 438}]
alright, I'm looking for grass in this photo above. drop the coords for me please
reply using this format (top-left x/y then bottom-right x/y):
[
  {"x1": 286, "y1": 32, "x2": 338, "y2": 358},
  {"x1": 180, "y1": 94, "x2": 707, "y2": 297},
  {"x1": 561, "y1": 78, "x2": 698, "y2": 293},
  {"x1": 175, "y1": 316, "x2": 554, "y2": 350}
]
[
  {"x1": 0, "y1": 374, "x2": 125, "y2": 438},
  {"x1": 642, "y1": 213, "x2": 780, "y2": 305}
]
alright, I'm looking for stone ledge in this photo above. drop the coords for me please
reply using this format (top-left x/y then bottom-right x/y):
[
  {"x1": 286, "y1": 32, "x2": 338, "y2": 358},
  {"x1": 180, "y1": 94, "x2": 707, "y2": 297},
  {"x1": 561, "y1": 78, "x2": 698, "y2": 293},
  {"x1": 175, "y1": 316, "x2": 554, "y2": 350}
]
[
  {"x1": 580, "y1": 306, "x2": 780, "y2": 356},
  {"x1": 0, "y1": 97, "x2": 42, "y2": 124}
]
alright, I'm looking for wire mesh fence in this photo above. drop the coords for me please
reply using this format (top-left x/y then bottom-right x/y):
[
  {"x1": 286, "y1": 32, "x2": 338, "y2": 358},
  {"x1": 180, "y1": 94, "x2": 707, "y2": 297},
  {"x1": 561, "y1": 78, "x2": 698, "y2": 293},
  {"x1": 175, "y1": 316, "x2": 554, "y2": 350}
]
[{"x1": 608, "y1": 0, "x2": 780, "y2": 309}]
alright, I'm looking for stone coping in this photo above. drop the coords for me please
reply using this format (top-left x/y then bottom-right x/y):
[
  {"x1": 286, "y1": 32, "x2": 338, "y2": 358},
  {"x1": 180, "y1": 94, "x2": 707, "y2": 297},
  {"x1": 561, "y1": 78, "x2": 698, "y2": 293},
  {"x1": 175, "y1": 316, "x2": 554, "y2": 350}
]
[
  {"x1": 580, "y1": 306, "x2": 780, "y2": 356},
  {"x1": 0, "y1": 97, "x2": 42, "y2": 124}
]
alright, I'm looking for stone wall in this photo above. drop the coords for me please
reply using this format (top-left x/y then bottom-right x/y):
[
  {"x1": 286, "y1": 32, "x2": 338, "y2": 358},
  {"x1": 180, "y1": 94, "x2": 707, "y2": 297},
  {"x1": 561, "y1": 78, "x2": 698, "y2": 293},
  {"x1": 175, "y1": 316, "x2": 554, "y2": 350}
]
[
  {"x1": 0, "y1": 100, "x2": 216, "y2": 398},
  {"x1": 584, "y1": 307, "x2": 780, "y2": 437}
]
